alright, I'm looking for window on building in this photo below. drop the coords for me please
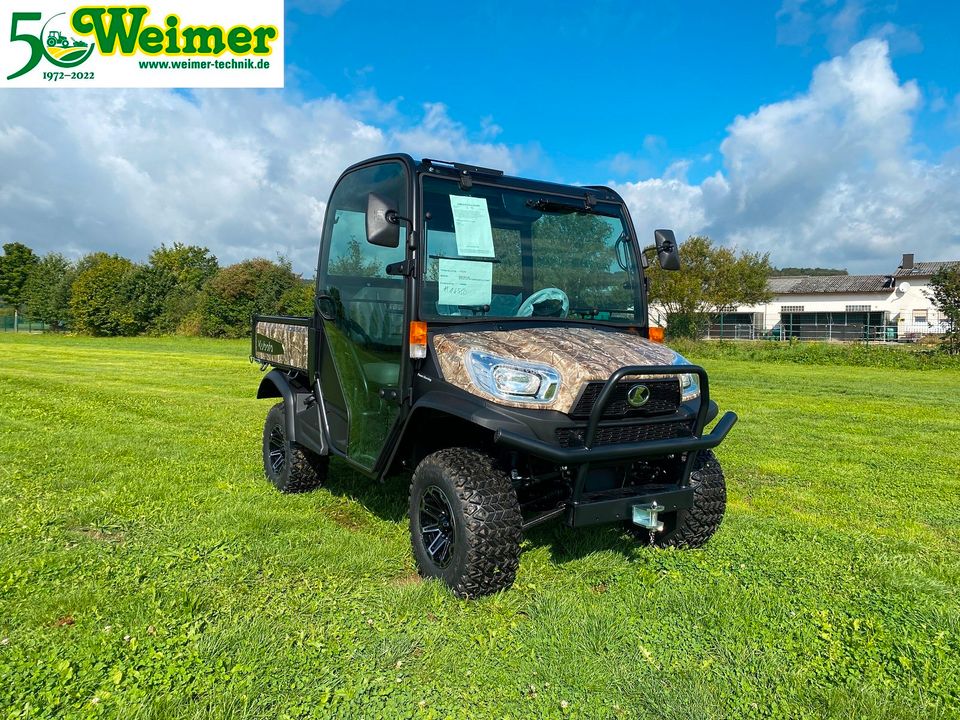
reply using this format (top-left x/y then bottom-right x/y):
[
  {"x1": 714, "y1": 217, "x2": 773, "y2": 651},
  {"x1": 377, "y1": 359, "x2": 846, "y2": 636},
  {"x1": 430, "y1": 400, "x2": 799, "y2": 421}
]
[
  {"x1": 914, "y1": 310, "x2": 928, "y2": 324},
  {"x1": 846, "y1": 304, "x2": 871, "y2": 312},
  {"x1": 781, "y1": 305, "x2": 805, "y2": 312}
]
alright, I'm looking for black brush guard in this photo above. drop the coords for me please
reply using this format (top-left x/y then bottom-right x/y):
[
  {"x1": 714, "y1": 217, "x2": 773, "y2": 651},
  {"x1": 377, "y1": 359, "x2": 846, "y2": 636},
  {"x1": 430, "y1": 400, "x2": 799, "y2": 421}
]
[{"x1": 493, "y1": 365, "x2": 737, "y2": 529}]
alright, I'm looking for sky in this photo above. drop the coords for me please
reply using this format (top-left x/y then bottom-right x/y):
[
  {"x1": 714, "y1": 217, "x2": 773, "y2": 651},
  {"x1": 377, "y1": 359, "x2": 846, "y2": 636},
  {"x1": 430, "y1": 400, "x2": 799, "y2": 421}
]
[{"x1": 1, "y1": 0, "x2": 960, "y2": 275}]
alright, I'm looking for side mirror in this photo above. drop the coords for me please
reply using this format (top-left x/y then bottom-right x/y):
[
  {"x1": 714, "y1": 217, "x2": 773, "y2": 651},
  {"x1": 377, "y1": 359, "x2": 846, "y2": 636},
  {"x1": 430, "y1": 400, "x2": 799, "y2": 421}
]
[
  {"x1": 654, "y1": 229, "x2": 681, "y2": 271},
  {"x1": 365, "y1": 192, "x2": 401, "y2": 248}
]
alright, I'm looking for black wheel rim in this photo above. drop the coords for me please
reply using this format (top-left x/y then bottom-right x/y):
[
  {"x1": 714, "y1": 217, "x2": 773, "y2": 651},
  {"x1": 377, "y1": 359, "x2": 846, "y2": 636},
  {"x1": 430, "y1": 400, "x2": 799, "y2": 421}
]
[
  {"x1": 268, "y1": 424, "x2": 286, "y2": 476},
  {"x1": 419, "y1": 485, "x2": 456, "y2": 569}
]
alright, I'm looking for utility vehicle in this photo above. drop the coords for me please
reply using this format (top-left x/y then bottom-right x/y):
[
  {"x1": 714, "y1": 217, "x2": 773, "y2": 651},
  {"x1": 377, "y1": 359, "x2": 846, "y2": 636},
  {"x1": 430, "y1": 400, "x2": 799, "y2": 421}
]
[{"x1": 251, "y1": 155, "x2": 737, "y2": 598}]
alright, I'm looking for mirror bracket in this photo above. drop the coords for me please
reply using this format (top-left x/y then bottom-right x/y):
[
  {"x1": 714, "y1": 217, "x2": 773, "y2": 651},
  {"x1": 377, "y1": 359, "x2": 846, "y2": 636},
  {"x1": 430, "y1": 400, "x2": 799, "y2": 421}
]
[
  {"x1": 385, "y1": 209, "x2": 413, "y2": 229},
  {"x1": 385, "y1": 259, "x2": 414, "y2": 277}
]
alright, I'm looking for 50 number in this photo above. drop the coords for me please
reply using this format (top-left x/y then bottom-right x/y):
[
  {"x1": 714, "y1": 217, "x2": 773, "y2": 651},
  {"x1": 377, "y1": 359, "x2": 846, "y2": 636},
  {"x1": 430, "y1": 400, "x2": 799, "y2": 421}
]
[{"x1": 7, "y1": 12, "x2": 43, "y2": 81}]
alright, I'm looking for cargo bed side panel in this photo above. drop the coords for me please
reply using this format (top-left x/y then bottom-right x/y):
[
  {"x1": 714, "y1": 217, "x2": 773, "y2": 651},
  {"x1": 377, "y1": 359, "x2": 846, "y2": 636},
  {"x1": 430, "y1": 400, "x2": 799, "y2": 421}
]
[{"x1": 253, "y1": 317, "x2": 310, "y2": 371}]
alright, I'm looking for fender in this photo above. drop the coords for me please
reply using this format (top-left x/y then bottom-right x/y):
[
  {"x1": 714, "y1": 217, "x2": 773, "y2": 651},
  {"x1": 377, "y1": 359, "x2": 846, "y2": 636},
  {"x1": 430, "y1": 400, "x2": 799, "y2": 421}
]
[
  {"x1": 406, "y1": 390, "x2": 534, "y2": 436},
  {"x1": 379, "y1": 387, "x2": 543, "y2": 476},
  {"x1": 256, "y1": 370, "x2": 300, "y2": 446}
]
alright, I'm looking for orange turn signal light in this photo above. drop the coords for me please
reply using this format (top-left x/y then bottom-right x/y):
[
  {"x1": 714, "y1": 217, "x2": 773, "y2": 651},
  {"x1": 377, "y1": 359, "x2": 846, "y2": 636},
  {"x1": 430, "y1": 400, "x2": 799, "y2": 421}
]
[
  {"x1": 409, "y1": 321, "x2": 428, "y2": 358},
  {"x1": 648, "y1": 326, "x2": 665, "y2": 343}
]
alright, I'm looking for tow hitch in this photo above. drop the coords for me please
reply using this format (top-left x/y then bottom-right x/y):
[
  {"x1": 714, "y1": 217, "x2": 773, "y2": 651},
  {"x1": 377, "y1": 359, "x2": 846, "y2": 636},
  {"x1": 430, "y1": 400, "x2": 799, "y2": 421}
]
[{"x1": 632, "y1": 502, "x2": 664, "y2": 532}]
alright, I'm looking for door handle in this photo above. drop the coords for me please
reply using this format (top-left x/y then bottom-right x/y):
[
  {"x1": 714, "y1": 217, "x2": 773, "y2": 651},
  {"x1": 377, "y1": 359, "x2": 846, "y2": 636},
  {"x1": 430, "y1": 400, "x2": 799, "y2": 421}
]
[{"x1": 315, "y1": 294, "x2": 337, "y2": 321}]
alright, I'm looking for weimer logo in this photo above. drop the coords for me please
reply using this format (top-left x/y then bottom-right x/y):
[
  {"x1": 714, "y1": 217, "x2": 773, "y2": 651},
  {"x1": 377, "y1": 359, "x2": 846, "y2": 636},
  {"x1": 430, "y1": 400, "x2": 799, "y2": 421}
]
[
  {"x1": 1, "y1": 1, "x2": 284, "y2": 88},
  {"x1": 70, "y1": 8, "x2": 278, "y2": 57}
]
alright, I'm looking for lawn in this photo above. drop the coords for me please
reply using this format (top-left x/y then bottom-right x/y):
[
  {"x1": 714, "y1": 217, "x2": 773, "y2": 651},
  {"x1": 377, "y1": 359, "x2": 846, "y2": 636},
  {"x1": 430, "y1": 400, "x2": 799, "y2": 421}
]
[{"x1": 1, "y1": 334, "x2": 958, "y2": 719}]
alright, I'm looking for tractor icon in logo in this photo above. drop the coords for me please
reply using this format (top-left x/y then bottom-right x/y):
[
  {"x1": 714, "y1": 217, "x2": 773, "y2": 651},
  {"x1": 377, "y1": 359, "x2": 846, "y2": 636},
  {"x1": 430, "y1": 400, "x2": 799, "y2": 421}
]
[
  {"x1": 46, "y1": 30, "x2": 88, "y2": 49},
  {"x1": 40, "y1": 13, "x2": 95, "y2": 67}
]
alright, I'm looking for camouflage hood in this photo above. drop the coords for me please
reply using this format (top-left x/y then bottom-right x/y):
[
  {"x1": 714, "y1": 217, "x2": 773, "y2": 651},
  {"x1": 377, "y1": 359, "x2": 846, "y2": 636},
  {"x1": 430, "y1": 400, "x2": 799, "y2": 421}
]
[{"x1": 432, "y1": 326, "x2": 682, "y2": 413}]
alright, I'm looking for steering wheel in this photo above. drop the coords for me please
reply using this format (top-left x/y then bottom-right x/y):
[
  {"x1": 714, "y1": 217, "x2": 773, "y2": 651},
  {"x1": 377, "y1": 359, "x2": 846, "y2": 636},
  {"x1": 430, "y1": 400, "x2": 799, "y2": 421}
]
[{"x1": 517, "y1": 288, "x2": 570, "y2": 318}]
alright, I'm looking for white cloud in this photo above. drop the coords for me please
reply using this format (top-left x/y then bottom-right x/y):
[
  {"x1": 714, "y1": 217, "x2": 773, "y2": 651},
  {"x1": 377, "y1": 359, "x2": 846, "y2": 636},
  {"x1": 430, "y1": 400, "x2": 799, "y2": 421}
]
[
  {"x1": 390, "y1": 103, "x2": 516, "y2": 174},
  {"x1": 0, "y1": 91, "x2": 517, "y2": 274},
  {"x1": 613, "y1": 39, "x2": 960, "y2": 272}
]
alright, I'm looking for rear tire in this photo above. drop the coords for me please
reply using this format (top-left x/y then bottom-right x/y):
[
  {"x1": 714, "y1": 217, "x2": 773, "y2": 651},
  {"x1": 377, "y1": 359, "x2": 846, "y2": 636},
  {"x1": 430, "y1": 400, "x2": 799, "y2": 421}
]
[
  {"x1": 630, "y1": 450, "x2": 726, "y2": 548},
  {"x1": 262, "y1": 402, "x2": 328, "y2": 493},
  {"x1": 409, "y1": 448, "x2": 522, "y2": 598}
]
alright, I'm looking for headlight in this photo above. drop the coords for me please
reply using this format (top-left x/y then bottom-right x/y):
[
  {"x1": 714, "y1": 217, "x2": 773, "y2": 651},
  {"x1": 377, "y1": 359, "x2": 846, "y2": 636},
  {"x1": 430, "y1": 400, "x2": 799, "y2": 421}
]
[
  {"x1": 466, "y1": 350, "x2": 560, "y2": 403},
  {"x1": 671, "y1": 352, "x2": 701, "y2": 402}
]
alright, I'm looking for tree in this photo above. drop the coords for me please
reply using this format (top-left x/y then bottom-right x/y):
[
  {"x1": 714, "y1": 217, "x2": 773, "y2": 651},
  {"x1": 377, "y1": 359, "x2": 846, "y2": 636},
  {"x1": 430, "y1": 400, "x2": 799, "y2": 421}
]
[
  {"x1": 0, "y1": 242, "x2": 39, "y2": 308},
  {"x1": 22, "y1": 253, "x2": 75, "y2": 330},
  {"x1": 646, "y1": 235, "x2": 773, "y2": 338},
  {"x1": 928, "y1": 266, "x2": 960, "y2": 354},
  {"x1": 127, "y1": 263, "x2": 177, "y2": 334},
  {"x1": 770, "y1": 267, "x2": 848, "y2": 277},
  {"x1": 278, "y1": 282, "x2": 316, "y2": 317},
  {"x1": 147, "y1": 243, "x2": 219, "y2": 334},
  {"x1": 149, "y1": 243, "x2": 218, "y2": 290},
  {"x1": 70, "y1": 254, "x2": 142, "y2": 336},
  {"x1": 198, "y1": 258, "x2": 300, "y2": 338},
  {"x1": 329, "y1": 238, "x2": 379, "y2": 278}
]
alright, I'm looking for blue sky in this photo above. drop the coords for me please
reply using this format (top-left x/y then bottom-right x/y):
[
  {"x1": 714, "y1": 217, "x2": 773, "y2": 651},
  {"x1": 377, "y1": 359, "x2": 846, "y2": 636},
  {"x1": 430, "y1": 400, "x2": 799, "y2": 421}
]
[
  {"x1": 286, "y1": 0, "x2": 960, "y2": 185},
  {"x1": 2, "y1": 0, "x2": 959, "y2": 274}
]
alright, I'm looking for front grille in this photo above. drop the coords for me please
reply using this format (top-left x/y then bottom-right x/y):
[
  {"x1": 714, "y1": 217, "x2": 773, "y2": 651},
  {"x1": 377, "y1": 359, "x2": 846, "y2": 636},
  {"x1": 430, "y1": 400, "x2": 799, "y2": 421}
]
[
  {"x1": 555, "y1": 420, "x2": 692, "y2": 448},
  {"x1": 571, "y1": 378, "x2": 681, "y2": 419}
]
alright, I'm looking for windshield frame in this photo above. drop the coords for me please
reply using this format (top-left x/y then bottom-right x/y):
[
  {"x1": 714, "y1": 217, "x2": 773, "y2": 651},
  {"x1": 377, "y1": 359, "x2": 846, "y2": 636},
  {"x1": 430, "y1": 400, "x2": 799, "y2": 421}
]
[{"x1": 415, "y1": 172, "x2": 648, "y2": 328}]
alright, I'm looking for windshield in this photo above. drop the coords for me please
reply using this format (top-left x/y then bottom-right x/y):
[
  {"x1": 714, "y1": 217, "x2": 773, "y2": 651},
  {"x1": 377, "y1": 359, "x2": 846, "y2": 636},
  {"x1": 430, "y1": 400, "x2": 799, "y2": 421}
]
[{"x1": 420, "y1": 176, "x2": 643, "y2": 323}]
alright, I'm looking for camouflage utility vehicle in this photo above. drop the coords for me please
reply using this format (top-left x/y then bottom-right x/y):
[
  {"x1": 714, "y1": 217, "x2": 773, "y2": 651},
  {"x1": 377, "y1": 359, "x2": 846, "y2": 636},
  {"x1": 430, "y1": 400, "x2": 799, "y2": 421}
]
[{"x1": 251, "y1": 155, "x2": 737, "y2": 597}]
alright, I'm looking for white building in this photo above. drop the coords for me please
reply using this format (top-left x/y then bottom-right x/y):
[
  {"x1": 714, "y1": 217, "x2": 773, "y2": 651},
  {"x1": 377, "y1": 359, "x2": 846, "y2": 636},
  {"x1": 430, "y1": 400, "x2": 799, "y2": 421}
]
[{"x1": 659, "y1": 254, "x2": 958, "y2": 341}]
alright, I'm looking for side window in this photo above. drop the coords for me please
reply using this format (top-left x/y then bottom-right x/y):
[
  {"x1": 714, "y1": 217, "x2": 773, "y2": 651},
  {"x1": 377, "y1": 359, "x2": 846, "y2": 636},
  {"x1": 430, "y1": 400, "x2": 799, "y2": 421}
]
[
  {"x1": 321, "y1": 163, "x2": 407, "y2": 281},
  {"x1": 319, "y1": 163, "x2": 407, "y2": 347}
]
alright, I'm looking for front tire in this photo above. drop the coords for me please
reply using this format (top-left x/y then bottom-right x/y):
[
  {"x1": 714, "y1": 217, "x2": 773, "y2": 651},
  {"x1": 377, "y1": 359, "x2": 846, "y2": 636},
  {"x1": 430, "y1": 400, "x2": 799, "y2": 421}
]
[
  {"x1": 409, "y1": 448, "x2": 522, "y2": 598},
  {"x1": 262, "y1": 402, "x2": 328, "y2": 493}
]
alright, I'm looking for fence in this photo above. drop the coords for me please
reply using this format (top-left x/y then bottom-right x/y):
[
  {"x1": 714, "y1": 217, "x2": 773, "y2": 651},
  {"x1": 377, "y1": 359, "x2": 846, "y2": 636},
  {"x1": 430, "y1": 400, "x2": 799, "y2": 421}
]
[
  {"x1": 0, "y1": 311, "x2": 50, "y2": 333},
  {"x1": 703, "y1": 322, "x2": 946, "y2": 343}
]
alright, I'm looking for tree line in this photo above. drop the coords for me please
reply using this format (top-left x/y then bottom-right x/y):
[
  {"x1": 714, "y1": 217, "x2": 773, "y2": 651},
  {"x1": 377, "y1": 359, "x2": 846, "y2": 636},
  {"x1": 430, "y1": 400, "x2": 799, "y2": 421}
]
[
  {"x1": 3, "y1": 237, "x2": 956, "y2": 349},
  {"x1": 0, "y1": 242, "x2": 315, "y2": 338}
]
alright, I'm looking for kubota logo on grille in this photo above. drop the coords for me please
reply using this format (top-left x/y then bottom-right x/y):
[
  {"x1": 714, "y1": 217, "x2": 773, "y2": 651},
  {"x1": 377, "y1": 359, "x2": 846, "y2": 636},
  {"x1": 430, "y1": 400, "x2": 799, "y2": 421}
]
[{"x1": 626, "y1": 384, "x2": 650, "y2": 408}]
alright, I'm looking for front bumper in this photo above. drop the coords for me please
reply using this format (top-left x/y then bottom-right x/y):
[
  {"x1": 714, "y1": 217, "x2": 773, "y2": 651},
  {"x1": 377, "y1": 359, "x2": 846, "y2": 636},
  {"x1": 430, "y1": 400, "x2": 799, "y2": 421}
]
[{"x1": 495, "y1": 409, "x2": 736, "y2": 464}]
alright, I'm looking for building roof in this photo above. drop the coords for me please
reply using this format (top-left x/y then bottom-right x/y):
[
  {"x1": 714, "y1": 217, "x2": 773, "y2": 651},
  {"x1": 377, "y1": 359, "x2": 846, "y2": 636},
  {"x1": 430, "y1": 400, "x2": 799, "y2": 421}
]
[
  {"x1": 895, "y1": 261, "x2": 960, "y2": 277},
  {"x1": 767, "y1": 275, "x2": 894, "y2": 294}
]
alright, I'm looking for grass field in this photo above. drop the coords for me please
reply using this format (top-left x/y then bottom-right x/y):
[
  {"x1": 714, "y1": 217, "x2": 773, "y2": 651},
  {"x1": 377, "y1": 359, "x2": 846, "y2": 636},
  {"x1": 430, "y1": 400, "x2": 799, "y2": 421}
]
[{"x1": 1, "y1": 335, "x2": 958, "y2": 719}]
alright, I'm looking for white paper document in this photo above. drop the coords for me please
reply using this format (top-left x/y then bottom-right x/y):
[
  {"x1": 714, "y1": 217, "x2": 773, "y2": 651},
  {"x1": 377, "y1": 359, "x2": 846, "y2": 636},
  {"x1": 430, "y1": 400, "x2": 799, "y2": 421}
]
[
  {"x1": 449, "y1": 195, "x2": 495, "y2": 257},
  {"x1": 438, "y1": 259, "x2": 493, "y2": 306}
]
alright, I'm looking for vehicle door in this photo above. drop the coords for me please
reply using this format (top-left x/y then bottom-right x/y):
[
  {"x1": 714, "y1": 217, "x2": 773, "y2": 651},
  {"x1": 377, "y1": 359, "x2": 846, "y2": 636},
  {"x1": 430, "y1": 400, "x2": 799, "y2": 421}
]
[{"x1": 315, "y1": 160, "x2": 409, "y2": 470}]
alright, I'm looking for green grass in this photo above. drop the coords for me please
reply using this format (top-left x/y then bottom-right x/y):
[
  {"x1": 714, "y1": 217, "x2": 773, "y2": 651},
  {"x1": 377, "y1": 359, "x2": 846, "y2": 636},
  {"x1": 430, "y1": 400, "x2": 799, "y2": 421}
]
[{"x1": 1, "y1": 335, "x2": 958, "y2": 719}]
